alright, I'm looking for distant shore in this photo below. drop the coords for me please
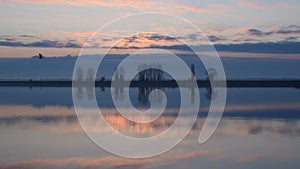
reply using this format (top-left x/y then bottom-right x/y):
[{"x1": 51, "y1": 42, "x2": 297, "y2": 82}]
[{"x1": 0, "y1": 80, "x2": 299, "y2": 88}]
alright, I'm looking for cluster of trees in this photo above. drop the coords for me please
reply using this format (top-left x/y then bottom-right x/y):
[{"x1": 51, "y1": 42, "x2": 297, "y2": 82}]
[
  {"x1": 76, "y1": 62, "x2": 217, "y2": 82},
  {"x1": 137, "y1": 63, "x2": 164, "y2": 81},
  {"x1": 136, "y1": 63, "x2": 201, "y2": 81}
]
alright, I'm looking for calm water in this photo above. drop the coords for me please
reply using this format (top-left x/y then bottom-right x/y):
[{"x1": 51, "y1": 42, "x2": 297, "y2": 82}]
[{"x1": 0, "y1": 87, "x2": 299, "y2": 169}]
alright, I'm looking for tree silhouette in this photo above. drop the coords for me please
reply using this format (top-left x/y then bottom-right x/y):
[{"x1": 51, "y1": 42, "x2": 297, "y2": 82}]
[
  {"x1": 205, "y1": 68, "x2": 217, "y2": 100},
  {"x1": 113, "y1": 67, "x2": 125, "y2": 81},
  {"x1": 137, "y1": 63, "x2": 164, "y2": 81},
  {"x1": 190, "y1": 64, "x2": 195, "y2": 79},
  {"x1": 75, "y1": 67, "x2": 83, "y2": 81},
  {"x1": 205, "y1": 68, "x2": 217, "y2": 81}
]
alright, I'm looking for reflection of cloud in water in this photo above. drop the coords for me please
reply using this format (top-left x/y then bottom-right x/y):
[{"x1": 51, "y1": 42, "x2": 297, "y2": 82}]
[
  {"x1": 1, "y1": 105, "x2": 300, "y2": 168},
  {"x1": 0, "y1": 149, "x2": 218, "y2": 169},
  {"x1": 223, "y1": 103, "x2": 300, "y2": 112},
  {"x1": 214, "y1": 118, "x2": 300, "y2": 137},
  {"x1": 0, "y1": 105, "x2": 300, "y2": 137},
  {"x1": 1, "y1": 148, "x2": 298, "y2": 169}
]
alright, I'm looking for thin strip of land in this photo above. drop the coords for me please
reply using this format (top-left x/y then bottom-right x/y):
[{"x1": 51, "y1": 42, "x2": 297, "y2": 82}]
[{"x1": 0, "y1": 80, "x2": 299, "y2": 88}]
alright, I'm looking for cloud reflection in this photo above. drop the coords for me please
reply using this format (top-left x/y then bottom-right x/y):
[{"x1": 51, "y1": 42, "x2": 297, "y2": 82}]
[
  {"x1": 1, "y1": 149, "x2": 218, "y2": 169},
  {"x1": 0, "y1": 105, "x2": 300, "y2": 137}
]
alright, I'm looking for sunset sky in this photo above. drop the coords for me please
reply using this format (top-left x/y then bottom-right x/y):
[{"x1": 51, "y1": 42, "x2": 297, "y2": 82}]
[{"x1": 0, "y1": 0, "x2": 299, "y2": 57}]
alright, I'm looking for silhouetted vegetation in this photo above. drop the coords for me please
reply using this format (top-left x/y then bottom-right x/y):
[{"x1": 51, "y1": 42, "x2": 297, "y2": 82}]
[
  {"x1": 113, "y1": 67, "x2": 125, "y2": 81},
  {"x1": 190, "y1": 64, "x2": 195, "y2": 79},
  {"x1": 137, "y1": 63, "x2": 164, "y2": 81}
]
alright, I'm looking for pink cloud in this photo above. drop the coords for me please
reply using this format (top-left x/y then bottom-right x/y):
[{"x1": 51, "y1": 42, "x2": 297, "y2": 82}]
[
  {"x1": 239, "y1": 0, "x2": 267, "y2": 9},
  {"x1": 278, "y1": 2, "x2": 296, "y2": 9},
  {"x1": 7, "y1": 0, "x2": 214, "y2": 13},
  {"x1": 218, "y1": 52, "x2": 300, "y2": 59},
  {"x1": 10, "y1": 0, "x2": 159, "y2": 10},
  {"x1": 239, "y1": 154, "x2": 268, "y2": 162},
  {"x1": 172, "y1": 4, "x2": 215, "y2": 13},
  {"x1": 209, "y1": 4, "x2": 230, "y2": 10}
]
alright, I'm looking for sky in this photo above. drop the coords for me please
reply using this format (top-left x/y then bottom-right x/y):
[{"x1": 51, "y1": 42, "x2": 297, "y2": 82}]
[{"x1": 0, "y1": 0, "x2": 300, "y2": 58}]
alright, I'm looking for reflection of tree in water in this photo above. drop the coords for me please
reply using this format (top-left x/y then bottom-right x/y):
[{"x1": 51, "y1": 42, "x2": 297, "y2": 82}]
[
  {"x1": 190, "y1": 87, "x2": 195, "y2": 104},
  {"x1": 137, "y1": 63, "x2": 165, "y2": 106},
  {"x1": 114, "y1": 86, "x2": 124, "y2": 101},
  {"x1": 74, "y1": 66, "x2": 96, "y2": 101},
  {"x1": 206, "y1": 86, "x2": 217, "y2": 100},
  {"x1": 75, "y1": 87, "x2": 84, "y2": 101},
  {"x1": 74, "y1": 67, "x2": 84, "y2": 101},
  {"x1": 138, "y1": 87, "x2": 164, "y2": 106},
  {"x1": 113, "y1": 67, "x2": 125, "y2": 101},
  {"x1": 86, "y1": 68, "x2": 95, "y2": 100},
  {"x1": 205, "y1": 68, "x2": 217, "y2": 100}
]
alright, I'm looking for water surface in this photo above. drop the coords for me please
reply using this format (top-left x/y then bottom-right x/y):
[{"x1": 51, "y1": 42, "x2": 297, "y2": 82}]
[{"x1": 0, "y1": 87, "x2": 299, "y2": 169}]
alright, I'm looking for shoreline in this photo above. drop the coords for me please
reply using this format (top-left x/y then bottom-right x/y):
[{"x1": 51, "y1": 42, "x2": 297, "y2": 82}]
[{"x1": 0, "y1": 80, "x2": 299, "y2": 88}]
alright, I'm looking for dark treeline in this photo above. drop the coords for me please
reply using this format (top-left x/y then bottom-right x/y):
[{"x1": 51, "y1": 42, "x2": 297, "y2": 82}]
[{"x1": 0, "y1": 80, "x2": 300, "y2": 88}]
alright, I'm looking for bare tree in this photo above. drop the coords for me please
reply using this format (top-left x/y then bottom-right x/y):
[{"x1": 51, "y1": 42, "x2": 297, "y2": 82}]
[
  {"x1": 190, "y1": 64, "x2": 195, "y2": 80},
  {"x1": 137, "y1": 63, "x2": 164, "y2": 81},
  {"x1": 205, "y1": 68, "x2": 217, "y2": 81},
  {"x1": 113, "y1": 67, "x2": 125, "y2": 81}
]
